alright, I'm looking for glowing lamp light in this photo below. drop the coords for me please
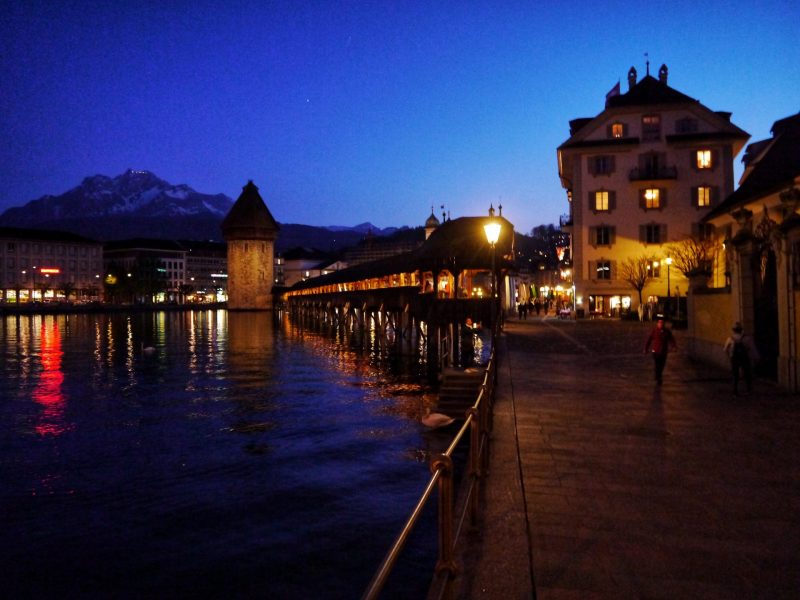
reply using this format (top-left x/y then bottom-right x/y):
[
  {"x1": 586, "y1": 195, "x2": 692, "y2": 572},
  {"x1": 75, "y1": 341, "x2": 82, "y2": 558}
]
[
  {"x1": 39, "y1": 267, "x2": 60, "y2": 275},
  {"x1": 483, "y1": 221, "x2": 501, "y2": 246}
]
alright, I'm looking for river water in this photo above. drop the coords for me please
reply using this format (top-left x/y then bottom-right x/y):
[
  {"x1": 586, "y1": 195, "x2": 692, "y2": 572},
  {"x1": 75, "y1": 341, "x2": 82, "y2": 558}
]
[{"x1": 0, "y1": 310, "x2": 463, "y2": 599}]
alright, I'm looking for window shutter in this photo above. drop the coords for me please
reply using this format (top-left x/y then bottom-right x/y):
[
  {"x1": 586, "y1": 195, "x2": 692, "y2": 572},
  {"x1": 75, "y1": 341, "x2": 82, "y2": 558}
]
[
  {"x1": 609, "y1": 155, "x2": 616, "y2": 173},
  {"x1": 691, "y1": 186, "x2": 698, "y2": 207},
  {"x1": 661, "y1": 188, "x2": 668, "y2": 209},
  {"x1": 712, "y1": 149, "x2": 720, "y2": 171},
  {"x1": 588, "y1": 158, "x2": 597, "y2": 176},
  {"x1": 588, "y1": 191, "x2": 594, "y2": 212},
  {"x1": 610, "y1": 226, "x2": 617, "y2": 245},
  {"x1": 609, "y1": 190, "x2": 617, "y2": 210},
  {"x1": 606, "y1": 124, "x2": 612, "y2": 138},
  {"x1": 588, "y1": 260, "x2": 596, "y2": 279},
  {"x1": 639, "y1": 190, "x2": 646, "y2": 210},
  {"x1": 712, "y1": 186, "x2": 719, "y2": 205},
  {"x1": 589, "y1": 227, "x2": 597, "y2": 245},
  {"x1": 611, "y1": 260, "x2": 617, "y2": 280},
  {"x1": 639, "y1": 224, "x2": 646, "y2": 242}
]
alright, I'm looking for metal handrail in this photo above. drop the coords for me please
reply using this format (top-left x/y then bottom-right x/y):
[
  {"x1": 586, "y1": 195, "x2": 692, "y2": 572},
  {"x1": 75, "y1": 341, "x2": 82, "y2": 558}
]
[{"x1": 362, "y1": 344, "x2": 497, "y2": 600}]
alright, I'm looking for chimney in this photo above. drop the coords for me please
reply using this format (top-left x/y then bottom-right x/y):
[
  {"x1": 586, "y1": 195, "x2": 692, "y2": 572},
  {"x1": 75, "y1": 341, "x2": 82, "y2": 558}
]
[
  {"x1": 628, "y1": 66, "x2": 637, "y2": 91},
  {"x1": 659, "y1": 64, "x2": 668, "y2": 84}
]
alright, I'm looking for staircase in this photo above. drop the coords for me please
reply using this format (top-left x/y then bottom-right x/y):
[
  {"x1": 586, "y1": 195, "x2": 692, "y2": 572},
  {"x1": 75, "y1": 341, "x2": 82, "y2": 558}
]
[{"x1": 435, "y1": 368, "x2": 484, "y2": 419}]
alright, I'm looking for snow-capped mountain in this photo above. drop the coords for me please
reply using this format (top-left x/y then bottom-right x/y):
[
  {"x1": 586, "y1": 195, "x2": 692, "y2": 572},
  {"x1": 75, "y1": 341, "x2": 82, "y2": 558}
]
[
  {"x1": 0, "y1": 170, "x2": 404, "y2": 247},
  {"x1": 2, "y1": 169, "x2": 233, "y2": 222}
]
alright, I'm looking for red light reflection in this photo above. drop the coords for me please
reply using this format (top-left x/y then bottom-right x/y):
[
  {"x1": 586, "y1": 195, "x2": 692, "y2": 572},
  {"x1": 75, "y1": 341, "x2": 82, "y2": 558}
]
[{"x1": 33, "y1": 321, "x2": 70, "y2": 436}]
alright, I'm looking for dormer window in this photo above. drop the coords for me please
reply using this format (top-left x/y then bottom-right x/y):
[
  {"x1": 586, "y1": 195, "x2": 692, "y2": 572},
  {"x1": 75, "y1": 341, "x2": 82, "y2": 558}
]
[
  {"x1": 676, "y1": 117, "x2": 698, "y2": 134},
  {"x1": 608, "y1": 122, "x2": 627, "y2": 139},
  {"x1": 642, "y1": 114, "x2": 661, "y2": 141}
]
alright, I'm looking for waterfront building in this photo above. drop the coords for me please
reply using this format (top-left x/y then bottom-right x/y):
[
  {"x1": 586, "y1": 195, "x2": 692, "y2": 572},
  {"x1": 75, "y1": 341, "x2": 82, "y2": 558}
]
[
  {"x1": 558, "y1": 63, "x2": 749, "y2": 317},
  {"x1": 0, "y1": 226, "x2": 104, "y2": 302},
  {"x1": 279, "y1": 246, "x2": 335, "y2": 287},
  {"x1": 221, "y1": 181, "x2": 279, "y2": 310},
  {"x1": 689, "y1": 111, "x2": 800, "y2": 391}
]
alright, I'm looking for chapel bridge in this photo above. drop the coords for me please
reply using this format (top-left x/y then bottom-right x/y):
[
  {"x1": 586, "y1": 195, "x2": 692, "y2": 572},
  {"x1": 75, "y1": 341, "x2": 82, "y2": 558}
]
[{"x1": 280, "y1": 215, "x2": 514, "y2": 388}]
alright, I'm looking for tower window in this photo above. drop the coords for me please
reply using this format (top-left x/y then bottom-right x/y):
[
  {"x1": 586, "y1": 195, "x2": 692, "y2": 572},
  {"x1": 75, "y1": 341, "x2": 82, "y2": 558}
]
[{"x1": 611, "y1": 123, "x2": 625, "y2": 138}]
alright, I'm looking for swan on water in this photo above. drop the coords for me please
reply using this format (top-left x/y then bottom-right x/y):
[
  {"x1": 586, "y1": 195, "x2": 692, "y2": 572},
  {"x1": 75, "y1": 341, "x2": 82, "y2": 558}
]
[{"x1": 421, "y1": 407, "x2": 455, "y2": 429}]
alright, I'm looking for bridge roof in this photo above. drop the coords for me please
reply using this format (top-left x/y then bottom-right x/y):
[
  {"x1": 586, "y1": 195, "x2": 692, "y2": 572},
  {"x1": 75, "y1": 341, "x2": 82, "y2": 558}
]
[{"x1": 288, "y1": 215, "x2": 514, "y2": 291}]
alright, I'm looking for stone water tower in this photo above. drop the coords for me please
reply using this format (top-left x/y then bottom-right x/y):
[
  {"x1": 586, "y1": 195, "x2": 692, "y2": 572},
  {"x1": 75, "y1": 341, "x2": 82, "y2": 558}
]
[{"x1": 221, "y1": 180, "x2": 279, "y2": 310}]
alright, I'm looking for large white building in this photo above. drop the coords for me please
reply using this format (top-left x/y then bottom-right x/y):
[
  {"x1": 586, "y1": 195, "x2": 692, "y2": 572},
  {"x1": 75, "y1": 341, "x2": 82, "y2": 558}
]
[{"x1": 558, "y1": 64, "x2": 749, "y2": 317}]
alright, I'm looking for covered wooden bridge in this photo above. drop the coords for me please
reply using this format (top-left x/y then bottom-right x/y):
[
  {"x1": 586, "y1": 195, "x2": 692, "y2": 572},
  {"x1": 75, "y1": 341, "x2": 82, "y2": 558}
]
[{"x1": 280, "y1": 215, "x2": 514, "y2": 382}]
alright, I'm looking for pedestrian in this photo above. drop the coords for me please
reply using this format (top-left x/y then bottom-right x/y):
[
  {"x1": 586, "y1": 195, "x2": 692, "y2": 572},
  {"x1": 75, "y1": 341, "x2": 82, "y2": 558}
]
[
  {"x1": 460, "y1": 317, "x2": 475, "y2": 367},
  {"x1": 643, "y1": 315, "x2": 677, "y2": 385},
  {"x1": 722, "y1": 322, "x2": 759, "y2": 395}
]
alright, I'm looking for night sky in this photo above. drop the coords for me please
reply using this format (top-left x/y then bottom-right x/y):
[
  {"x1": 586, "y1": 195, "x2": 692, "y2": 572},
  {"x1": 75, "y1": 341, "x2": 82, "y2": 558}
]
[{"x1": 1, "y1": 0, "x2": 798, "y2": 234}]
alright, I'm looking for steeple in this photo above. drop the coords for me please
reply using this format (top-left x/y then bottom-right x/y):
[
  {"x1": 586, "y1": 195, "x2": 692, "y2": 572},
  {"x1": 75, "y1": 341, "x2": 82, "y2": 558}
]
[{"x1": 628, "y1": 66, "x2": 637, "y2": 91}]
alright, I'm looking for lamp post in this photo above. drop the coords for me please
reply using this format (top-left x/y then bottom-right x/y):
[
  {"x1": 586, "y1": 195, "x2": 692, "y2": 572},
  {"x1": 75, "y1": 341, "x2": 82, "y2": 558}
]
[
  {"x1": 665, "y1": 256, "x2": 673, "y2": 317},
  {"x1": 483, "y1": 205, "x2": 501, "y2": 335}
]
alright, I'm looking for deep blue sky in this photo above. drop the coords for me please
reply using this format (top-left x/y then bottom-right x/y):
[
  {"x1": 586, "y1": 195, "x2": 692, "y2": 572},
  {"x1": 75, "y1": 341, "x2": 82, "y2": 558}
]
[{"x1": 2, "y1": 1, "x2": 798, "y2": 234}]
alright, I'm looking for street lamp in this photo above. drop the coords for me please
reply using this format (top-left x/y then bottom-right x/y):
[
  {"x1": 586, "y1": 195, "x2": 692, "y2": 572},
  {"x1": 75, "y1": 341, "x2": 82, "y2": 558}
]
[
  {"x1": 484, "y1": 205, "x2": 502, "y2": 335},
  {"x1": 665, "y1": 256, "x2": 673, "y2": 316}
]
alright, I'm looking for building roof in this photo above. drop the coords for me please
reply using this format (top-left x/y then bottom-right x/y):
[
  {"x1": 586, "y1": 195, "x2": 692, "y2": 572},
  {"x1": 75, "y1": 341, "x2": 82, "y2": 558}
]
[
  {"x1": 0, "y1": 226, "x2": 100, "y2": 244},
  {"x1": 221, "y1": 180, "x2": 280, "y2": 241},
  {"x1": 605, "y1": 75, "x2": 699, "y2": 108},
  {"x1": 288, "y1": 215, "x2": 514, "y2": 291},
  {"x1": 558, "y1": 72, "x2": 748, "y2": 153},
  {"x1": 705, "y1": 112, "x2": 800, "y2": 220}
]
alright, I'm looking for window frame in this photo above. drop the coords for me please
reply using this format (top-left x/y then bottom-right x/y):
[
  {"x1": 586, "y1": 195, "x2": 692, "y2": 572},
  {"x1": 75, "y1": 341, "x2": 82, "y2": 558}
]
[
  {"x1": 641, "y1": 114, "x2": 661, "y2": 141},
  {"x1": 696, "y1": 149, "x2": 713, "y2": 169}
]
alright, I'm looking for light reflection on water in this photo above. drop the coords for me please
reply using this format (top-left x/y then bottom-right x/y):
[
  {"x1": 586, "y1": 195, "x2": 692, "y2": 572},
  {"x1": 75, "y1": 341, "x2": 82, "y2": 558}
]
[{"x1": 0, "y1": 310, "x2": 452, "y2": 599}]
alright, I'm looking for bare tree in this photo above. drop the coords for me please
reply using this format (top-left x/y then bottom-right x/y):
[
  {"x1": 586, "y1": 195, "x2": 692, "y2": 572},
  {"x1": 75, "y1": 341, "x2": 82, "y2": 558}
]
[
  {"x1": 667, "y1": 236, "x2": 718, "y2": 276},
  {"x1": 619, "y1": 254, "x2": 657, "y2": 308}
]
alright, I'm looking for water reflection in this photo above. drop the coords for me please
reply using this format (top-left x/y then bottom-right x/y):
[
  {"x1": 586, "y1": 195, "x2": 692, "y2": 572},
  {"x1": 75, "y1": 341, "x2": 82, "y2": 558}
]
[{"x1": 33, "y1": 317, "x2": 70, "y2": 436}]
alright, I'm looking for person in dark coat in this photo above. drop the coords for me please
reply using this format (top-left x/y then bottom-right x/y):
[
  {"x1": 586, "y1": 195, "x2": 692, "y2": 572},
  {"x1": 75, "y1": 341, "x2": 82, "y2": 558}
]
[
  {"x1": 644, "y1": 315, "x2": 677, "y2": 385},
  {"x1": 722, "y1": 322, "x2": 760, "y2": 395}
]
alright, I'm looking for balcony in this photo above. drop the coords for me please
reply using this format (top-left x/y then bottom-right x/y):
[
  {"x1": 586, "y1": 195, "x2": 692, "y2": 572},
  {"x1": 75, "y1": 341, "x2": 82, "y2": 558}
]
[{"x1": 629, "y1": 166, "x2": 677, "y2": 181}]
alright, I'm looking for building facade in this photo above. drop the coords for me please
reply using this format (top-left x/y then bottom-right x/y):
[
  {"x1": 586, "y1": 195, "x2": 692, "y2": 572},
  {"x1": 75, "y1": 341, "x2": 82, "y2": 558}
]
[
  {"x1": 0, "y1": 227, "x2": 104, "y2": 302},
  {"x1": 692, "y1": 111, "x2": 800, "y2": 391},
  {"x1": 558, "y1": 64, "x2": 749, "y2": 317}
]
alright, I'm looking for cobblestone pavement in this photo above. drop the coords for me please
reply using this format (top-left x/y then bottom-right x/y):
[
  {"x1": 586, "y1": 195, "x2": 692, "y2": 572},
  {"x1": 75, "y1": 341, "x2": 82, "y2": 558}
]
[{"x1": 458, "y1": 316, "x2": 800, "y2": 600}]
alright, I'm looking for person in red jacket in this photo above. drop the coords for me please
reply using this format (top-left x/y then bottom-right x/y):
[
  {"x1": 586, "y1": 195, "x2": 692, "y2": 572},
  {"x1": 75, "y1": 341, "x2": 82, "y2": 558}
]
[{"x1": 644, "y1": 315, "x2": 677, "y2": 385}]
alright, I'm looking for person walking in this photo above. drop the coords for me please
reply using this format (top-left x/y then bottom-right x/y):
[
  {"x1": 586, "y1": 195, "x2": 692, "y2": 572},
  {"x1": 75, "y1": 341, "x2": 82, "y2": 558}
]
[
  {"x1": 644, "y1": 315, "x2": 677, "y2": 385},
  {"x1": 722, "y1": 322, "x2": 759, "y2": 395}
]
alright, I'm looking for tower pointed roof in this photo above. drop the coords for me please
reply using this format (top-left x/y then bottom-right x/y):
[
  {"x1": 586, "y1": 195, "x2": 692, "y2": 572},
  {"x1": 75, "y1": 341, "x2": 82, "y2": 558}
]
[{"x1": 221, "y1": 180, "x2": 280, "y2": 241}]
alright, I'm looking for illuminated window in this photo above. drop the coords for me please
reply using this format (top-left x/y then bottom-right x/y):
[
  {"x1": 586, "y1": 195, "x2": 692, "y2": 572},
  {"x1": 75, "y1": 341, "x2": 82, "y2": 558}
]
[
  {"x1": 644, "y1": 188, "x2": 660, "y2": 209},
  {"x1": 611, "y1": 123, "x2": 624, "y2": 138},
  {"x1": 648, "y1": 261, "x2": 661, "y2": 278},
  {"x1": 642, "y1": 114, "x2": 661, "y2": 141},
  {"x1": 596, "y1": 260, "x2": 611, "y2": 280},
  {"x1": 594, "y1": 190, "x2": 609, "y2": 211},
  {"x1": 697, "y1": 186, "x2": 712, "y2": 207},
  {"x1": 696, "y1": 149, "x2": 712, "y2": 169}
]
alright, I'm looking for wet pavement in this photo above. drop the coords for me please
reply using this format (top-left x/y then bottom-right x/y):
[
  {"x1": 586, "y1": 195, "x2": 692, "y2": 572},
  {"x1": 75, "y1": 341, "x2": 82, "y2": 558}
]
[{"x1": 456, "y1": 316, "x2": 800, "y2": 599}]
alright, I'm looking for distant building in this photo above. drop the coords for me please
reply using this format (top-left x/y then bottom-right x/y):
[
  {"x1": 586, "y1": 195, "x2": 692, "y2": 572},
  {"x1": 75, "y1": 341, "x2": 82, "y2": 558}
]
[
  {"x1": 0, "y1": 227, "x2": 104, "y2": 302},
  {"x1": 280, "y1": 247, "x2": 334, "y2": 287},
  {"x1": 221, "y1": 181, "x2": 280, "y2": 310},
  {"x1": 558, "y1": 63, "x2": 749, "y2": 317}
]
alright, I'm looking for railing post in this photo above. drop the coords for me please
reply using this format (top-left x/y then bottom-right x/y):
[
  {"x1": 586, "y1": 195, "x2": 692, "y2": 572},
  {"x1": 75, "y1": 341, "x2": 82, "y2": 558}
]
[
  {"x1": 430, "y1": 454, "x2": 458, "y2": 579},
  {"x1": 467, "y1": 406, "x2": 481, "y2": 526}
]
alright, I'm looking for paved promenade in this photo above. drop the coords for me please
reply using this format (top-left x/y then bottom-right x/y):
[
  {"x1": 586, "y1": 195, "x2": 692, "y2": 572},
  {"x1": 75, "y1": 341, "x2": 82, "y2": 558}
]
[{"x1": 456, "y1": 316, "x2": 800, "y2": 599}]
